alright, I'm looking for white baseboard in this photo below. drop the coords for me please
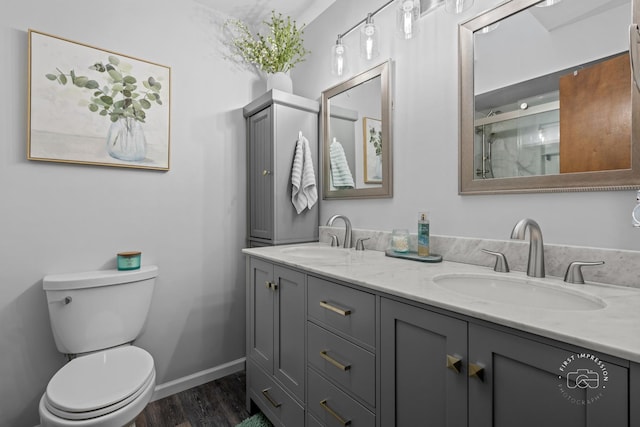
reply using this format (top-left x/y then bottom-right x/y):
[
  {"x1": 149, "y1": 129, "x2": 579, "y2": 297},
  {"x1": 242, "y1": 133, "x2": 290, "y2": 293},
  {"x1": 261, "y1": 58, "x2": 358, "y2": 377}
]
[{"x1": 150, "y1": 357, "x2": 246, "y2": 402}]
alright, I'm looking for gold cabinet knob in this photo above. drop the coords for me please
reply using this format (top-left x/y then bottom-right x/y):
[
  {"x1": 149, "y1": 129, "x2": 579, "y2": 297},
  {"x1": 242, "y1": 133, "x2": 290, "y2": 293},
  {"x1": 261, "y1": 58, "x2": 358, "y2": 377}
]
[
  {"x1": 446, "y1": 354, "x2": 463, "y2": 374},
  {"x1": 468, "y1": 362, "x2": 485, "y2": 381},
  {"x1": 262, "y1": 170, "x2": 271, "y2": 176}
]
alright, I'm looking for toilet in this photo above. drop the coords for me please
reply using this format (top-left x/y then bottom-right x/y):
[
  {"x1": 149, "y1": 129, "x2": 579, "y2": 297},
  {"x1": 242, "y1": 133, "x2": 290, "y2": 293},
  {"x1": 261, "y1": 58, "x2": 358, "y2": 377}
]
[{"x1": 39, "y1": 265, "x2": 158, "y2": 427}]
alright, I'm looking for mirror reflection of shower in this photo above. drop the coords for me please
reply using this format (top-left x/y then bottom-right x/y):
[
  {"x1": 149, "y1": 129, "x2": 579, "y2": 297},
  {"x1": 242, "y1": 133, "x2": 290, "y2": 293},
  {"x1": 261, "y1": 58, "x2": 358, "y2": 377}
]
[{"x1": 474, "y1": 91, "x2": 560, "y2": 179}]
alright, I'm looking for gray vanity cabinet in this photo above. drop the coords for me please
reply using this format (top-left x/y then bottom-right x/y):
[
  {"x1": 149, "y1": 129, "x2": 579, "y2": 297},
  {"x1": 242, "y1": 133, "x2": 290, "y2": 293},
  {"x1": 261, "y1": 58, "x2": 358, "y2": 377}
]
[
  {"x1": 468, "y1": 323, "x2": 629, "y2": 427},
  {"x1": 246, "y1": 257, "x2": 306, "y2": 425},
  {"x1": 245, "y1": 255, "x2": 637, "y2": 427},
  {"x1": 380, "y1": 298, "x2": 468, "y2": 427},
  {"x1": 380, "y1": 297, "x2": 630, "y2": 427},
  {"x1": 244, "y1": 90, "x2": 320, "y2": 247}
]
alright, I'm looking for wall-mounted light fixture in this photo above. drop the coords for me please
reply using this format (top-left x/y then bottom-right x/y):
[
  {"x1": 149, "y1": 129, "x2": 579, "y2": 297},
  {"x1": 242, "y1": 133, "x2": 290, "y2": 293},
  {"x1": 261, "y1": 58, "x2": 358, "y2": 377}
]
[
  {"x1": 331, "y1": 0, "x2": 473, "y2": 75},
  {"x1": 397, "y1": 0, "x2": 421, "y2": 39},
  {"x1": 361, "y1": 13, "x2": 380, "y2": 60},
  {"x1": 331, "y1": 35, "x2": 348, "y2": 76}
]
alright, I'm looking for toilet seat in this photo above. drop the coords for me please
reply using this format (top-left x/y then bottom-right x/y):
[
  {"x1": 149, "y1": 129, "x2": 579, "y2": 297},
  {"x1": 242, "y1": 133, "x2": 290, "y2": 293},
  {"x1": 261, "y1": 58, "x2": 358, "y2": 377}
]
[{"x1": 43, "y1": 346, "x2": 154, "y2": 421}]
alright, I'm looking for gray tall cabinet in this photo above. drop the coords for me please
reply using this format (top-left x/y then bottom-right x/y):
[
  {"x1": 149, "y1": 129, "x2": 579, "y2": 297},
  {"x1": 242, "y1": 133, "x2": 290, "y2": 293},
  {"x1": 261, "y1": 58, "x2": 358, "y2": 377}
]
[{"x1": 243, "y1": 90, "x2": 320, "y2": 247}]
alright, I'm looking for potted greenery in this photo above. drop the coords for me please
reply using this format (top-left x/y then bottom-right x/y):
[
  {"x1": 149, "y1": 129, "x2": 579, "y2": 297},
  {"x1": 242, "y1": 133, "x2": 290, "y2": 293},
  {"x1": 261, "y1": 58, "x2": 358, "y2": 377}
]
[
  {"x1": 45, "y1": 55, "x2": 164, "y2": 161},
  {"x1": 225, "y1": 11, "x2": 310, "y2": 92}
]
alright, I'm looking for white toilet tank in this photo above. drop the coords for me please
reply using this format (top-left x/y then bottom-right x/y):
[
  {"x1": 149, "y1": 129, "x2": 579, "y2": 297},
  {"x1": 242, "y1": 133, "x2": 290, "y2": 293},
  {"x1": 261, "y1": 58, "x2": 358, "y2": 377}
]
[{"x1": 43, "y1": 265, "x2": 158, "y2": 355}]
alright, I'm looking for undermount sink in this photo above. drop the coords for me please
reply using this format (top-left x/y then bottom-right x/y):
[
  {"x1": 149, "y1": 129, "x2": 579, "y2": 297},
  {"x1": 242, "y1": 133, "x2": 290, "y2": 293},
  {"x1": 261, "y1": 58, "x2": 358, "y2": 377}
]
[
  {"x1": 280, "y1": 246, "x2": 351, "y2": 259},
  {"x1": 433, "y1": 273, "x2": 606, "y2": 311}
]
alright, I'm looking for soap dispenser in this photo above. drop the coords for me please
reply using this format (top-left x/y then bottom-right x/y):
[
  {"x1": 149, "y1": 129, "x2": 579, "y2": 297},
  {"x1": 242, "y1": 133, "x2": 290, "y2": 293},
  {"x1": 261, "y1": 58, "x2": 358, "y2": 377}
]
[{"x1": 418, "y1": 212, "x2": 430, "y2": 256}]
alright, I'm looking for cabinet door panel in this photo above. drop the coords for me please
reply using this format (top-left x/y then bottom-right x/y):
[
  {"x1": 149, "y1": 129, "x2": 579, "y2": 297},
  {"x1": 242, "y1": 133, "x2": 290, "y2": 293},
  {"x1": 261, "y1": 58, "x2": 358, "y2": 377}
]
[
  {"x1": 248, "y1": 107, "x2": 273, "y2": 240},
  {"x1": 249, "y1": 258, "x2": 274, "y2": 374},
  {"x1": 248, "y1": 360, "x2": 304, "y2": 427},
  {"x1": 380, "y1": 298, "x2": 468, "y2": 427},
  {"x1": 469, "y1": 323, "x2": 628, "y2": 427},
  {"x1": 274, "y1": 266, "x2": 306, "y2": 401}
]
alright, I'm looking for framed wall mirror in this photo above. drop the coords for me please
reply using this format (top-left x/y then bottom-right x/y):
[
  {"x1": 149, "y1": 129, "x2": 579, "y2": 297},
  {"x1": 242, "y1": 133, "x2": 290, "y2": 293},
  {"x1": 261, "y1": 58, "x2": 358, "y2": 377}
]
[
  {"x1": 459, "y1": 0, "x2": 640, "y2": 194},
  {"x1": 322, "y1": 60, "x2": 392, "y2": 199}
]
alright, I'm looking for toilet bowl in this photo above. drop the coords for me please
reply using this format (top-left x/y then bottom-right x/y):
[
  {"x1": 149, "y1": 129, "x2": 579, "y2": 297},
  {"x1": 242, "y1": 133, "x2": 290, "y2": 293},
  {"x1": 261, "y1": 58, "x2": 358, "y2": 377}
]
[
  {"x1": 40, "y1": 266, "x2": 158, "y2": 427},
  {"x1": 39, "y1": 346, "x2": 155, "y2": 427}
]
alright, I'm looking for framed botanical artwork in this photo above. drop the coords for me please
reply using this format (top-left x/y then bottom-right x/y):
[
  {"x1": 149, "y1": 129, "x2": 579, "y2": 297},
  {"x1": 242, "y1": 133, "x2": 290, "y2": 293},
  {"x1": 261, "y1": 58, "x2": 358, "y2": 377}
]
[
  {"x1": 363, "y1": 117, "x2": 382, "y2": 183},
  {"x1": 28, "y1": 30, "x2": 171, "y2": 170}
]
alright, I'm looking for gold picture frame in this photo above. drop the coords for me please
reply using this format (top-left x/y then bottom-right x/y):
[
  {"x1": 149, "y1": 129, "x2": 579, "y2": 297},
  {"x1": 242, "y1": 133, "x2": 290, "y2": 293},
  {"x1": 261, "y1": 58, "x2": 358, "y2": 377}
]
[
  {"x1": 28, "y1": 30, "x2": 171, "y2": 170},
  {"x1": 363, "y1": 117, "x2": 382, "y2": 183}
]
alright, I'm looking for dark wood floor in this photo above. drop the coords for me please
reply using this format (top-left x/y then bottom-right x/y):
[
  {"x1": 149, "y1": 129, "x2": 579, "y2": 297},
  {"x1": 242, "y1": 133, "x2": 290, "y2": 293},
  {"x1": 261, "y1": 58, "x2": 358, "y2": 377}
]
[{"x1": 134, "y1": 371, "x2": 251, "y2": 427}]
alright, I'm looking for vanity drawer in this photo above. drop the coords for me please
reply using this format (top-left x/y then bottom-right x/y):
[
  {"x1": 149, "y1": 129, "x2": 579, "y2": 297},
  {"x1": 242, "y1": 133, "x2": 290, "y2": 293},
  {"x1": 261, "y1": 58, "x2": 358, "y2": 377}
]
[
  {"x1": 307, "y1": 276, "x2": 376, "y2": 348},
  {"x1": 247, "y1": 361, "x2": 304, "y2": 427},
  {"x1": 307, "y1": 322, "x2": 375, "y2": 407},
  {"x1": 308, "y1": 368, "x2": 375, "y2": 427}
]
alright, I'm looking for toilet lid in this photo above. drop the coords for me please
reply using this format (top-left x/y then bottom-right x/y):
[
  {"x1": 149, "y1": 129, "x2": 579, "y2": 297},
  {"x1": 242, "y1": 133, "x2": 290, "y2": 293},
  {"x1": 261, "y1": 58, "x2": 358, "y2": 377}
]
[{"x1": 45, "y1": 346, "x2": 154, "y2": 416}]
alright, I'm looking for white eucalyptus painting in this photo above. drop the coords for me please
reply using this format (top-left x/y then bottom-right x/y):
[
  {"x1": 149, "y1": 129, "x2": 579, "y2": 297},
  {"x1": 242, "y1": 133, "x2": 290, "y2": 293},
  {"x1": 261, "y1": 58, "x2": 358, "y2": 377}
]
[{"x1": 28, "y1": 30, "x2": 171, "y2": 170}]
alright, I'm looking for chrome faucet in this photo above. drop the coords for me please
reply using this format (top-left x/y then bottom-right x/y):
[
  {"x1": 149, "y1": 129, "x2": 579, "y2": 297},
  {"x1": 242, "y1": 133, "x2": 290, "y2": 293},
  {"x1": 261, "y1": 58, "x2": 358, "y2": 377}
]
[
  {"x1": 326, "y1": 214, "x2": 352, "y2": 248},
  {"x1": 510, "y1": 218, "x2": 545, "y2": 278}
]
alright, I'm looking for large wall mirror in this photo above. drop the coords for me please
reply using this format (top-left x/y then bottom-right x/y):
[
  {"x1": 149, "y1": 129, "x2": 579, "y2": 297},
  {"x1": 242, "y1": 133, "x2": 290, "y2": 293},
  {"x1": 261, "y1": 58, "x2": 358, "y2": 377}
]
[
  {"x1": 322, "y1": 61, "x2": 392, "y2": 199},
  {"x1": 459, "y1": 0, "x2": 640, "y2": 194}
]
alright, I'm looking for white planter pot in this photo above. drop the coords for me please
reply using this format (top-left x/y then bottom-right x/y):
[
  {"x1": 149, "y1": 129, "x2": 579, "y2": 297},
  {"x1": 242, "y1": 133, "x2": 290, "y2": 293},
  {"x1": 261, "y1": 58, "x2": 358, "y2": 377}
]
[{"x1": 266, "y1": 72, "x2": 293, "y2": 93}]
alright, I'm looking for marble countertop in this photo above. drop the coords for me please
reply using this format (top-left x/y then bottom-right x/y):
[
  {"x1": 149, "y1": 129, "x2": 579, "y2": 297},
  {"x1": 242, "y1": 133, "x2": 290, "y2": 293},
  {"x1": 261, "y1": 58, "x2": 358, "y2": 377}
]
[{"x1": 243, "y1": 242, "x2": 640, "y2": 363}]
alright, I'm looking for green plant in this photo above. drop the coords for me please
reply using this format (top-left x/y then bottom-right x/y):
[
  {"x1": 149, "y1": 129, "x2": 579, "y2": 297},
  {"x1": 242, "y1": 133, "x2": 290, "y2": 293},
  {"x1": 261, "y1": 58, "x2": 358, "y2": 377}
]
[
  {"x1": 225, "y1": 11, "x2": 309, "y2": 74},
  {"x1": 45, "y1": 55, "x2": 163, "y2": 123},
  {"x1": 369, "y1": 127, "x2": 382, "y2": 156}
]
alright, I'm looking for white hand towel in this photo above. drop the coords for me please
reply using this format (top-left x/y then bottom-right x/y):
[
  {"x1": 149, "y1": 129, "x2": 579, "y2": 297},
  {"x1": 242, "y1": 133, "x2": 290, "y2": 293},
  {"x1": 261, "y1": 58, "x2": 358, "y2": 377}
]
[
  {"x1": 329, "y1": 138, "x2": 355, "y2": 189},
  {"x1": 291, "y1": 133, "x2": 317, "y2": 214}
]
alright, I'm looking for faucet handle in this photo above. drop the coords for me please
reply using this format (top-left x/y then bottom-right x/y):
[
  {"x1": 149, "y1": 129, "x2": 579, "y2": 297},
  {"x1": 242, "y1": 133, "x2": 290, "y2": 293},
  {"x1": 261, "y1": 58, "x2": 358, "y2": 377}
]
[
  {"x1": 481, "y1": 249, "x2": 510, "y2": 273},
  {"x1": 328, "y1": 233, "x2": 340, "y2": 247},
  {"x1": 355, "y1": 237, "x2": 370, "y2": 251},
  {"x1": 564, "y1": 261, "x2": 604, "y2": 284}
]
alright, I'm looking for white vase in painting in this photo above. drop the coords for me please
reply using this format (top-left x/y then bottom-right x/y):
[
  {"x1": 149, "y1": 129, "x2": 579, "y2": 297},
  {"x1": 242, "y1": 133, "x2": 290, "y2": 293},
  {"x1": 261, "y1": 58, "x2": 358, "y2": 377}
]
[
  {"x1": 374, "y1": 155, "x2": 382, "y2": 180},
  {"x1": 266, "y1": 71, "x2": 293, "y2": 93},
  {"x1": 106, "y1": 117, "x2": 147, "y2": 161}
]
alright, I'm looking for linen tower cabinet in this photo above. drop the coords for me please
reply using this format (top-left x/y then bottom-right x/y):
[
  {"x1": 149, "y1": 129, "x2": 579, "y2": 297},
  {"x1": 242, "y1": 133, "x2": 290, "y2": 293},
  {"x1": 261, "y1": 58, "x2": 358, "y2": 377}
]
[{"x1": 243, "y1": 89, "x2": 320, "y2": 247}]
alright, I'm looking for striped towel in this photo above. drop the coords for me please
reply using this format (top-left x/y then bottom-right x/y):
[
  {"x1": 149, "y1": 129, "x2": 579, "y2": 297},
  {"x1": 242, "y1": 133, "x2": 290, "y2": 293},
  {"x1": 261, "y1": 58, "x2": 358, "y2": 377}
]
[
  {"x1": 291, "y1": 133, "x2": 317, "y2": 214},
  {"x1": 330, "y1": 138, "x2": 355, "y2": 189}
]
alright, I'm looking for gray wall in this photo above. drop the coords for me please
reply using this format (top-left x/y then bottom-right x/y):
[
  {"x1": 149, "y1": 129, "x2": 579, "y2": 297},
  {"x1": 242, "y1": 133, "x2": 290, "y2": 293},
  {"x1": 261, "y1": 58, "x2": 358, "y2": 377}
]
[
  {"x1": 0, "y1": 1, "x2": 257, "y2": 425},
  {"x1": 293, "y1": 0, "x2": 640, "y2": 251}
]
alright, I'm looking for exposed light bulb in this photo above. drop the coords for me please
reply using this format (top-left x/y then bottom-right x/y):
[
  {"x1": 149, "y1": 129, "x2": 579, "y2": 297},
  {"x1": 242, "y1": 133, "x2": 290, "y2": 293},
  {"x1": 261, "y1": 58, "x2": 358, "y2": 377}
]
[
  {"x1": 360, "y1": 14, "x2": 379, "y2": 61},
  {"x1": 365, "y1": 26, "x2": 375, "y2": 60},
  {"x1": 397, "y1": 0, "x2": 420, "y2": 40},
  {"x1": 403, "y1": 2, "x2": 413, "y2": 37},
  {"x1": 331, "y1": 37, "x2": 347, "y2": 76}
]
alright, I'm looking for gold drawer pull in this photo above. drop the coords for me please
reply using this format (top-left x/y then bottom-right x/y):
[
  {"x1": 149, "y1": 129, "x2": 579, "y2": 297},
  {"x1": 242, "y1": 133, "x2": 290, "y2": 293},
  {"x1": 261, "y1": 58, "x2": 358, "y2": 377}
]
[
  {"x1": 264, "y1": 281, "x2": 278, "y2": 290},
  {"x1": 319, "y1": 301, "x2": 352, "y2": 316},
  {"x1": 320, "y1": 399, "x2": 351, "y2": 426},
  {"x1": 468, "y1": 363, "x2": 485, "y2": 382},
  {"x1": 261, "y1": 388, "x2": 282, "y2": 408},
  {"x1": 446, "y1": 354, "x2": 462, "y2": 374},
  {"x1": 320, "y1": 350, "x2": 351, "y2": 371}
]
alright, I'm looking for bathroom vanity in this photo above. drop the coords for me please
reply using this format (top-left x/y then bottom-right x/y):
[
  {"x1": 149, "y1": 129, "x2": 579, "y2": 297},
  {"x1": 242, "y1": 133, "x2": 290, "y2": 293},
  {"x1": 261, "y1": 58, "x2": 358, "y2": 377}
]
[{"x1": 243, "y1": 243, "x2": 640, "y2": 427}]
